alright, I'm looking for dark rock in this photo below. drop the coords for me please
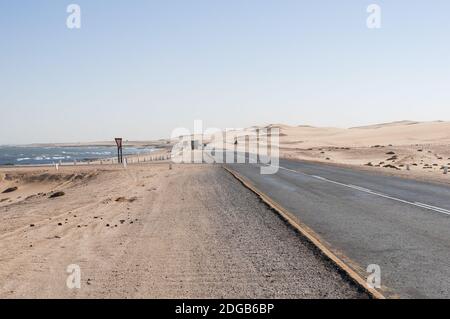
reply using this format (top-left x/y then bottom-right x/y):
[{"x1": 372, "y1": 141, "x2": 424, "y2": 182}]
[
  {"x1": 2, "y1": 187, "x2": 18, "y2": 194},
  {"x1": 49, "y1": 191, "x2": 65, "y2": 198}
]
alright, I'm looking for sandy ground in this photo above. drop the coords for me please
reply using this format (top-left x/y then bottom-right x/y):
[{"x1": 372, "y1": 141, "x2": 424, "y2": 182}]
[
  {"x1": 0, "y1": 164, "x2": 367, "y2": 298},
  {"x1": 281, "y1": 144, "x2": 450, "y2": 185}
]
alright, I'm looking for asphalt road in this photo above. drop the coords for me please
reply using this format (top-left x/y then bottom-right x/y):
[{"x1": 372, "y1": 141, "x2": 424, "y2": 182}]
[{"x1": 226, "y1": 158, "x2": 450, "y2": 298}]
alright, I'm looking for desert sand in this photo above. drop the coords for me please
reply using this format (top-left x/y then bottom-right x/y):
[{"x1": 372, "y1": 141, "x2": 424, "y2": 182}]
[
  {"x1": 0, "y1": 163, "x2": 366, "y2": 298},
  {"x1": 277, "y1": 121, "x2": 450, "y2": 185},
  {"x1": 218, "y1": 121, "x2": 450, "y2": 185}
]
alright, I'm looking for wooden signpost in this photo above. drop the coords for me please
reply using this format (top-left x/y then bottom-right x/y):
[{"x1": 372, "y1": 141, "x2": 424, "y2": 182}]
[{"x1": 115, "y1": 138, "x2": 123, "y2": 164}]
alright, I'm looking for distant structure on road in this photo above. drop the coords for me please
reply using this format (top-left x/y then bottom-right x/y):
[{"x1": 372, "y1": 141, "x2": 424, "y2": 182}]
[{"x1": 191, "y1": 140, "x2": 199, "y2": 150}]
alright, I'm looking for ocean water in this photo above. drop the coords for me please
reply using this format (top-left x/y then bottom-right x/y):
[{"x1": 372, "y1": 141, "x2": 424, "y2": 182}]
[{"x1": 0, "y1": 146, "x2": 156, "y2": 165}]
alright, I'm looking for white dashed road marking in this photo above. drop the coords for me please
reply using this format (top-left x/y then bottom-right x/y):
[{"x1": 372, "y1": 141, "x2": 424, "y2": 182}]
[{"x1": 273, "y1": 165, "x2": 450, "y2": 217}]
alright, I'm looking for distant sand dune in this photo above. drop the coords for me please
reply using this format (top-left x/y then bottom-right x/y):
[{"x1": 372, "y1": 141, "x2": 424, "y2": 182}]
[
  {"x1": 274, "y1": 120, "x2": 450, "y2": 148},
  {"x1": 219, "y1": 120, "x2": 450, "y2": 184},
  {"x1": 349, "y1": 120, "x2": 421, "y2": 130}
]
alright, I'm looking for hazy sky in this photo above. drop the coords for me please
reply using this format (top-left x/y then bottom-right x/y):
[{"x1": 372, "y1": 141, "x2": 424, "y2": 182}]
[{"x1": 1, "y1": 1, "x2": 450, "y2": 144}]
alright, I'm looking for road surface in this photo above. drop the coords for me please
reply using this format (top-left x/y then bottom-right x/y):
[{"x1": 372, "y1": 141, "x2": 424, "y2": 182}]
[{"x1": 226, "y1": 158, "x2": 450, "y2": 298}]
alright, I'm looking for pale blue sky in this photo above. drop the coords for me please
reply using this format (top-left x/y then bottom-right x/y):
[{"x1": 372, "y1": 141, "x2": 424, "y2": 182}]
[{"x1": 1, "y1": 1, "x2": 449, "y2": 144}]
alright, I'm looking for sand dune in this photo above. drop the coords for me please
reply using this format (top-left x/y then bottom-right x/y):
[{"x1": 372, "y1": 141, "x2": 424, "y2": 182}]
[
  {"x1": 274, "y1": 120, "x2": 450, "y2": 148},
  {"x1": 349, "y1": 120, "x2": 422, "y2": 130},
  {"x1": 267, "y1": 120, "x2": 450, "y2": 184},
  {"x1": 206, "y1": 120, "x2": 449, "y2": 184},
  {"x1": 0, "y1": 169, "x2": 98, "y2": 207}
]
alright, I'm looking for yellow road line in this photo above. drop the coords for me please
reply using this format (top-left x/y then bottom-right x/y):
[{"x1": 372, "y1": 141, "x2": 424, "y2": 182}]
[{"x1": 223, "y1": 165, "x2": 386, "y2": 300}]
